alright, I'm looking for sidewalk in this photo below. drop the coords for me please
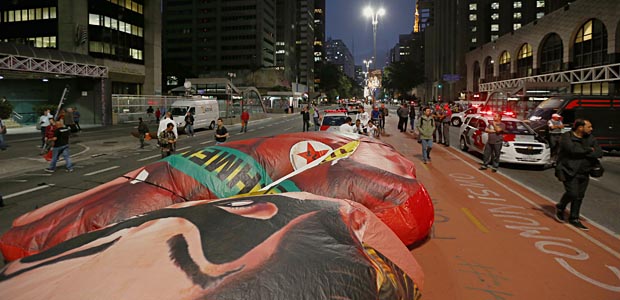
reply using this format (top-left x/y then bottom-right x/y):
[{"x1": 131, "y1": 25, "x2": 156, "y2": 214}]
[{"x1": 379, "y1": 116, "x2": 620, "y2": 299}]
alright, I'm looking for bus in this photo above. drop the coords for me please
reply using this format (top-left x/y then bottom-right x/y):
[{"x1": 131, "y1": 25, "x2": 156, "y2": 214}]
[{"x1": 480, "y1": 83, "x2": 570, "y2": 120}]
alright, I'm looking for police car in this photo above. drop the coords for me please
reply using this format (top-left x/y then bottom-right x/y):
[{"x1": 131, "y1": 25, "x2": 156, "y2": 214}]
[
  {"x1": 319, "y1": 109, "x2": 348, "y2": 132},
  {"x1": 459, "y1": 113, "x2": 551, "y2": 165}
]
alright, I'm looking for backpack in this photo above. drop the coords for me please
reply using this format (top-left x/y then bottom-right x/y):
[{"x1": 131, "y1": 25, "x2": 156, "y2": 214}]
[{"x1": 420, "y1": 117, "x2": 434, "y2": 128}]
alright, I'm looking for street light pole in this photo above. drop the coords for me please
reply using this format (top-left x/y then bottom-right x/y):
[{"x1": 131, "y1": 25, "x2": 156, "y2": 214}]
[{"x1": 364, "y1": 6, "x2": 385, "y2": 69}]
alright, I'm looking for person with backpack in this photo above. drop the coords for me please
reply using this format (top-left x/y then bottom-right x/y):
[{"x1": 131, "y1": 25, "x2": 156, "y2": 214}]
[{"x1": 416, "y1": 107, "x2": 435, "y2": 164}]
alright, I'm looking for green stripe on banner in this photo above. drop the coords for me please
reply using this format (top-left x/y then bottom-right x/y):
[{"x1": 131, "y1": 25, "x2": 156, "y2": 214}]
[{"x1": 163, "y1": 146, "x2": 299, "y2": 198}]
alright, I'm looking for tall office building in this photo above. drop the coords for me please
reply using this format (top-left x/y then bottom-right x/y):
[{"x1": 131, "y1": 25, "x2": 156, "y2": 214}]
[
  {"x1": 466, "y1": 0, "x2": 572, "y2": 50},
  {"x1": 297, "y1": 0, "x2": 315, "y2": 92},
  {"x1": 275, "y1": 0, "x2": 298, "y2": 86},
  {"x1": 325, "y1": 38, "x2": 355, "y2": 79},
  {"x1": 163, "y1": 0, "x2": 277, "y2": 89},
  {"x1": 0, "y1": 0, "x2": 161, "y2": 124},
  {"x1": 313, "y1": 0, "x2": 325, "y2": 92}
]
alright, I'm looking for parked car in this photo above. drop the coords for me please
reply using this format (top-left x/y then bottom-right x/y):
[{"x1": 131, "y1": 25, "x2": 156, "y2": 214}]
[
  {"x1": 451, "y1": 107, "x2": 479, "y2": 127},
  {"x1": 459, "y1": 114, "x2": 551, "y2": 166},
  {"x1": 319, "y1": 109, "x2": 349, "y2": 132}
]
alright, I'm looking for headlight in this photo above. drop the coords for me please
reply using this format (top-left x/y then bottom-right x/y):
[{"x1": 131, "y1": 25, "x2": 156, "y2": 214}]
[{"x1": 503, "y1": 142, "x2": 510, "y2": 147}]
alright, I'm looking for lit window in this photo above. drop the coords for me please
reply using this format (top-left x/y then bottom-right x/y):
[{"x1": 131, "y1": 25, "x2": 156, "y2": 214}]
[
  {"x1": 21, "y1": 10, "x2": 27, "y2": 21},
  {"x1": 42, "y1": 7, "x2": 49, "y2": 19},
  {"x1": 8, "y1": 11, "x2": 14, "y2": 22},
  {"x1": 469, "y1": 4, "x2": 477, "y2": 10},
  {"x1": 536, "y1": 0, "x2": 545, "y2": 7},
  {"x1": 471, "y1": 26, "x2": 477, "y2": 32},
  {"x1": 514, "y1": 1, "x2": 522, "y2": 8},
  {"x1": 491, "y1": 24, "x2": 499, "y2": 32},
  {"x1": 89, "y1": 13, "x2": 100, "y2": 25},
  {"x1": 28, "y1": 9, "x2": 35, "y2": 20},
  {"x1": 491, "y1": 35, "x2": 499, "y2": 41},
  {"x1": 500, "y1": 51, "x2": 511, "y2": 64},
  {"x1": 491, "y1": 2, "x2": 500, "y2": 9},
  {"x1": 50, "y1": 7, "x2": 56, "y2": 19},
  {"x1": 469, "y1": 14, "x2": 477, "y2": 21},
  {"x1": 518, "y1": 44, "x2": 532, "y2": 58},
  {"x1": 104, "y1": 16, "x2": 111, "y2": 28},
  {"x1": 513, "y1": 23, "x2": 522, "y2": 30},
  {"x1": 536, "y1": 12, "x2": 545, "y2": 19},
  {"x1": 575, "y1": 20, "x2": 593, "y2": 42},
  {"x1": 491, "y1": 13, "x2": 499, "y2": 20},
  {"x1": 35, "y1": 8, "x2": 41, "y2": 20},
  {"x1": 513, "y1": 12, "x2": 522, "y2": 19},
  {"x1": 471, "y1": 38, "x2": 477, "y2": 43}
]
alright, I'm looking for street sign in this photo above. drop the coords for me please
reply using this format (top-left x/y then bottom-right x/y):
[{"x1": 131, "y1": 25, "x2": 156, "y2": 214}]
[{"x1": 442, "y1": 74, "x2": 461, "y2": 82}]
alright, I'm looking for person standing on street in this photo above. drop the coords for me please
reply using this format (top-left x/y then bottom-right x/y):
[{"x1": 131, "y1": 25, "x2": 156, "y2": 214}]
[
  {"x1": 184, "y1": 111, "x2": 195, "y2": 137},
  {"x1": 146, "y1": 106, "x2": 154, "y2": 123},
  {"x1": 157, "y1": 111, "x2": 178, "y2": 140},
  {"x1": 240, "y1": 110, "x2": 250, "y2": 133},
  {"x1": 312, "y1": 105, "x2": 321, "y2": 131},
  {"x1": 479, "y1": 113, "x2": 505, "y2": 172},
  {"x1": 0, "y1": 116, "x2": 8, "y2": 151},
  {"x1": 379, "y1": 104, "x2": 389, "y2": 133},
  {"x1": 554, "y1": 119, "x2": 602, "y2": 231},
  {"x1": 396, "y1": 103, "x2": 409, "y2": 132},
  {"x1": 38, "y1": 109, "x2": 53, "y2": 148},
  {"x1": 158, "y1": 123, "x2": 177, "y2": 158},
  {"x1": 442, "y1": 104, "x2": 452, "y2": 146},
  {"x1": 408, "y1": 103, "x2": 416, "y2": 133},
  {"x1": 548, "y1": 113, "x2": 564, "y2": 165},
  {"x1": 41, "y1": 117, "x2": 57, "y2": 155},
  {"x1": 416, "y1": 107, "x2": 435, "y2": 164},
  {"x1": 72, "y1": 107, "x2": 81, "y2": 132},
  {"x1": 137, "y1": 117, "x2": 150, "y2": 149},
  {"x1": 44, "y1": 119, "x2": 73, "y2": 172},
  {"x1": 214, "y1": 118, "x2": 229, "y2": 144},
  {"x1": 64, "y1": 107, "x2": 77, "y2": 135},
  {"x1": 301, "y1": 106, "x2": 311, "y2": 132}
]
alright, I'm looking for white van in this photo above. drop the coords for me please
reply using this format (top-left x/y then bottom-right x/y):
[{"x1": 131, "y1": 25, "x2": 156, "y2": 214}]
[{"x1": 169, "y1": 99, "x2": 219, "y2": 131}]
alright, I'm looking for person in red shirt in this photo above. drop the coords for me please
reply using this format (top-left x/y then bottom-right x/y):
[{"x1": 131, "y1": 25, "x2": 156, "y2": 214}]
[
  {"x1": 41, "y1": 117, "x2": 57, "y2": 155},
  {"x1": 240, "y1": 110, "x2": 250, "y2": 133},
  {"x1": 155, "y1": 108, "x2": 161, "y2": 122}
]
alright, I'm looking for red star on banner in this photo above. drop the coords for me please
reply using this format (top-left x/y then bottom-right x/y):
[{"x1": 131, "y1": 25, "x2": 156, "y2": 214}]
[{"x1": 297, "y1": 143, "x2": 329, "y2": 164}]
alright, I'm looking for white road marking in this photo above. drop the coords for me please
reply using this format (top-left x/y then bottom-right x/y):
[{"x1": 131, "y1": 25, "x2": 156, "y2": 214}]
[
  {"x1": 4, "y1": 184, "x2": 55, "y2": 200},
  {"x1": 235, "y1": 133, "x2": 244, "y2": 136},
  {"x1": 71, "y1": 143, "x2": 90, "y2": 157},
  {"x1": 24, "y1": 173, "x2": 52, "y2": 176},
  {"x1": 6, "y1": 179, "x2": 28, "y2": 183},
  {"x1": 84, "y1": 166, "x2": 120, "y2": 177},
  {"x1": 137, "y1": 154, "x2": 161, "y2": 162},
  {"x1": 177, "y1": 146, "x2": 191, "y2": 151},
  {"x1": 259, "y1": 127, "x2": 265, "y2": 129},
  {"x1": 200, "y1": 140, "x2": 214, "y2": 145},
  {"x1": 445, "y1": 147, "x2": 620, "y2": 258}
]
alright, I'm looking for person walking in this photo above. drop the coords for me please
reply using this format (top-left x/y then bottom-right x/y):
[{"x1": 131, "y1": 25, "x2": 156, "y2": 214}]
[
  {"x1": 155, "y1": 108, "x2": 161, "y2": 122},
  {"x1": 416, "y1": 107, "x2": 435, "y2": 164},
  {"x1": 479, "y1": 113, "x2": 505, "y2": 172},
  {"x1": 433, "y1": 105, "x2": 446, "y2": 144},
  {"x1": 214, "y1": 118, "x2": 229, "y2": 144},
  {"x1": 0, "y1": 116, "x2": 7, "y2": 151},
  {"x1": 396, "y1": 103, "x2": 409, "y2": 132},
  {"x1": 38, "y1": 109, "x2": 53, "y2": 148},
  {"x1": 41, "y1": 117, "x2": 57, "y2": 155},
  {"x1": 44, "y1": 119, "x2": 74, "y2": 172},
  {"x1": 548, "y1": 113, "x2": 564, "y2": 165},
  {"x1": 240, "y1": 110, "x2": 250, "y2": 133},
  {"x1": 379, "y1": 104, "x2": 389, "y2": 133},
  {"x1": 301, "y1": 106, "x2": 311, "y2": 132},
  {"x1": 554, "y1": 119, "x2": 602, "y2": 231},
  {"x1": 137, "y1": 117, "x2": 150, "y2": 149},
  {"x1": 158, "y1": 123, "x2": 177, "y2": 158},
  {"x1": 72, "y1": 107, "x2": 81, "y2": 132},
  {"x1": 184, "y1": 111, "x2": 195, "y2": 137}
]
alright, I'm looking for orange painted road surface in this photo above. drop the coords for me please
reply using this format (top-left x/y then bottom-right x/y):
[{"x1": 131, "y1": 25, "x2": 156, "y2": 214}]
[{"x1": 380, "y1": 116, "x2": 620, "y2": 299}]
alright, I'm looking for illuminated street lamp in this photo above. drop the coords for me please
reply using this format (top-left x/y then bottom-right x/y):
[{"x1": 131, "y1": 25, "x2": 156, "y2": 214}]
[{"x1": 363, "y1": 6, "x2": 385, "y2": 69}]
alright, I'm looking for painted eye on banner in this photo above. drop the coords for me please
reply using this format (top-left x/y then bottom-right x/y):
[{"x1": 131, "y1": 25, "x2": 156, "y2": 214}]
[
  {"x1": 215, "y1": 200, "x2": 278, "y2": 220},
  {"x1": 289, "y1": 141, "x2": 333, "y2": 170}
]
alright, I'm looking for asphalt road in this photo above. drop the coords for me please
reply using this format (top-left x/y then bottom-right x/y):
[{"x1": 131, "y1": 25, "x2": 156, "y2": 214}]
[{"x1": 445, "y1": 123, "x2": 620, "y2": 235}]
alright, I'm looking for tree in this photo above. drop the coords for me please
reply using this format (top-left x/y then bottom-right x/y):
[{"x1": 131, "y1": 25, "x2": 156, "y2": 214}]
[
  {"x1": 0, "y1": 98, "x2": 14, "y2": 119},
  {"x1": 318, "y1": 64, "x2": 361, "y2": 100},
  {"x1": 383, "y1": 59, "x2": 424, "y2": 97}
]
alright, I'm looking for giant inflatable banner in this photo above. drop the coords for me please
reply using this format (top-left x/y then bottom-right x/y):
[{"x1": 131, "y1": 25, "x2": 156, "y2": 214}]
[
  {"x1": 0, "y1": 193, "x2": 424, "y2": 300},
  {"x1": 0, "y1": 132, "x2": 433, "y2": 261}
]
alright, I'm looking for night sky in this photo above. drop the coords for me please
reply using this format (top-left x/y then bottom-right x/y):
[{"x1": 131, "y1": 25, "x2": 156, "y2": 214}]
[{"x1": 326, "y1": 0, "x2": 416, "y2": 68}]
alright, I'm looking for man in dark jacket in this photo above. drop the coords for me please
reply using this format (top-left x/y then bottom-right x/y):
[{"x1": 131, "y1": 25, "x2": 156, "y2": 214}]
[
  {"x1": 396, "y1": 103, "x2": 409, "y2": 132},
  {"x1": 301, "y1": 106, "x2": 310, "y2": 132},
  {"x1": 554, "y1": 119, "x2": 602, "y2": 231}
]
